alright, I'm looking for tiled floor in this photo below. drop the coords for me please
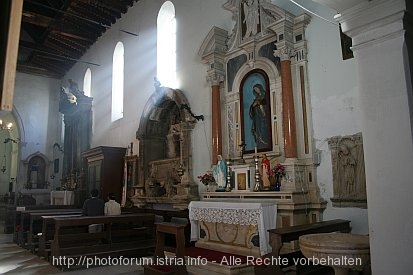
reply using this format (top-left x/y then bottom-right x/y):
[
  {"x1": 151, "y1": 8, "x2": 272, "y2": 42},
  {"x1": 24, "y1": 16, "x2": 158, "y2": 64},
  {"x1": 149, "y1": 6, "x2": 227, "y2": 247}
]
[{"x1": 0, "y1": 221, "x2": 145, "y2": 275}]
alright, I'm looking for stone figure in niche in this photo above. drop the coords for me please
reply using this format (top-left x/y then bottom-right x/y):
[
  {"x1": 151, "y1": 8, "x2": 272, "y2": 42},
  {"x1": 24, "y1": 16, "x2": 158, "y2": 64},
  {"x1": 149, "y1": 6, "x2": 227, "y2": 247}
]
[
  {"x1": 328, "y1": 133, "x2": 366, "y2": 208},
  {"x1": 213, "y1": 155, "x2": 227, "y2": 188},
  {"x1": 167, "y1": 123, "x2": 181, "y2": 158},
  {"x1": 243, "y1": 0, "x2": 260, "y2": 39},
  {"x1": 249, "y1": 83, "x2": 268, "y2": 147},
  {"x1": 260, "y1": 154, "x2": 271, "y2": 190},
  {"x1": 339, "y1": 144, "x2": 356, "y2": 194}
]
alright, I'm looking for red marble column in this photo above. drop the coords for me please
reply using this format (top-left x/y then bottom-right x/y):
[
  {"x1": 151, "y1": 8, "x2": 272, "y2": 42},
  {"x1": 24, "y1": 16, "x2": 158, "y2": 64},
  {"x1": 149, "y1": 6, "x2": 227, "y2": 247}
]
[
  {"x1": 281, "y1": 59, "x2": 298, "y2": 158},
  {"x1": 211, "y1": 84, "x2": 222, "y2": 164}
]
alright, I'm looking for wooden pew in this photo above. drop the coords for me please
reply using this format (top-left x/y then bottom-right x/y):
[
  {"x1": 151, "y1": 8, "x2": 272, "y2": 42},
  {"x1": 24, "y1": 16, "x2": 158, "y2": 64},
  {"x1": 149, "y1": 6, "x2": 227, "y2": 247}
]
[
  {"x1": 16, "y1": 208, "x2": 81, "y2": 248},
  {"x1": 144, "y1": 222, "x2": 187, "y2": 275},
  {"x1": 27, "y1": 211, "x2": 83, "y2": 254},
  {"x1": 11, "y1": 205, "x2": 78, "y2": 240},
  {"x1": 122, "y1": 207, "x2": 192, "y2": 247},
  {"x1": 50, "y1": 213, "x2": 156, "y2": 268},
  {"x1": 38, "y1": 214, "x2": 85, "y2": 259},
  {"x1": 255, "y1": 219, "x2": 351, "y2": 275}
]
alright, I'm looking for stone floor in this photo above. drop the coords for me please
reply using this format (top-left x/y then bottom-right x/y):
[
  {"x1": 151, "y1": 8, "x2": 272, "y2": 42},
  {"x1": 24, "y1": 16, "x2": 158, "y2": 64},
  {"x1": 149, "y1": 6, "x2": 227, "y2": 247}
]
[{"x1": 0, "y1": 221, "x2": 145, "y2": 275}]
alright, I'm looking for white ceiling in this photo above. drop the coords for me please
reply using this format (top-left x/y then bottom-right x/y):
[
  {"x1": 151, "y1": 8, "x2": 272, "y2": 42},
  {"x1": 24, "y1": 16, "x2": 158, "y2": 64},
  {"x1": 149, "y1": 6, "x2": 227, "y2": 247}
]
[{"x1": 311, "y1": 0, "x2": 369, "y2": 12}]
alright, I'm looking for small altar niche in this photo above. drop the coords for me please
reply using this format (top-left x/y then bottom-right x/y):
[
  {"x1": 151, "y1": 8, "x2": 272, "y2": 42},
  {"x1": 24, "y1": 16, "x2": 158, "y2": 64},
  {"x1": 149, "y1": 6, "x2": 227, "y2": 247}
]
[{"x1": 130, "y1": 84, "x2": 199, "y2": 210}]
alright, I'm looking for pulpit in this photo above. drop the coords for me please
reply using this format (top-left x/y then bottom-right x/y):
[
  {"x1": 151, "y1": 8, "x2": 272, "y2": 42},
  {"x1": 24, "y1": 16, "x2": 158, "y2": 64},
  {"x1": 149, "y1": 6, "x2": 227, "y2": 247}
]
[
  {"x1": 188, "y1": 201, "x2": 276, "y2": 257},
  {"x1": 50, "y1": 191, "x2": 75, "y2": 205}
]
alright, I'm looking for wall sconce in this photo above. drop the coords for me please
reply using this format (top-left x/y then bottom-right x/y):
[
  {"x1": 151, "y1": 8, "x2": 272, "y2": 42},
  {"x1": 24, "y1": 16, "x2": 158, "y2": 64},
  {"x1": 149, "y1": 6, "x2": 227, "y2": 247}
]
[{"x1": 0, "y1": 120, "x2": 12, "y2": 131}]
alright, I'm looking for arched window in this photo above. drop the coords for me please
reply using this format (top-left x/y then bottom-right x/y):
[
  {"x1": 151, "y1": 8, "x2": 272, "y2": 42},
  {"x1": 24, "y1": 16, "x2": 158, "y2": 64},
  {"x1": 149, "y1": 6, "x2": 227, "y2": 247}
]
[
  {"x1": 112, "y1": 41, "x2": 124, "y2": 121},
  {"x1": 83, "y1": 68, "x2": 91, "y2": 97},
  {"x1": 157, "y1": 1, "x2": 176, "y2": 88}
]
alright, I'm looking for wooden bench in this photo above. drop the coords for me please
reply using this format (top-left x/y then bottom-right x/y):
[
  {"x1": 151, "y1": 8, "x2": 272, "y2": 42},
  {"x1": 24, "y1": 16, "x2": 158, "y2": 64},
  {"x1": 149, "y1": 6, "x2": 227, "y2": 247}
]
[
  {"x1": 16, "y1": 208, "x2": 81, "y2": 247},
  {"x1": 6, "y1": 205, "x2": 76, "y2": 236},
  {"x1": 144, "y1": 222, "x2": 187, "y2": 275},
  {"x1": 255, "y1": 219, "x2": 351, "y2": 275},
  {"x1": 50, "y1": 213, "x2": 156, "y2": 268},
  {"x1": 27, "y1": 212, "x2": 83, "y2": 254},
  {"x1": 122, "y1": 207, "x2": 192, "y2": 247}
]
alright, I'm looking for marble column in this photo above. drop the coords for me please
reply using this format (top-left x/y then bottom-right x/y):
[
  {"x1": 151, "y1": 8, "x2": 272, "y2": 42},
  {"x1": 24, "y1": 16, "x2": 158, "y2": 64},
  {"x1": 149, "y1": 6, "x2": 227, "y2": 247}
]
[
  {"x1": 208, "y1": 74, "x2": 224, "y2": 164},
  {"x1": 278, "y1": 49, "x2": 298, "y2": 158}
]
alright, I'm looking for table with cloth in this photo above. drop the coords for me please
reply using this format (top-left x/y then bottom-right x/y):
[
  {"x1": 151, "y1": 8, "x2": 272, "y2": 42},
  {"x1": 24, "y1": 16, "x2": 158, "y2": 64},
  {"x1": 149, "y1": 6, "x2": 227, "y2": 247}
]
[{"x1": 188, "y1": 201, "x2": 277, "y2": 257}]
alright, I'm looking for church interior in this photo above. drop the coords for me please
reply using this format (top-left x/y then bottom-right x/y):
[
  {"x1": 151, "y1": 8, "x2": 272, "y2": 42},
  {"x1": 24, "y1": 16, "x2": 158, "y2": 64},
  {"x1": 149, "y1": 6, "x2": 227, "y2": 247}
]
[{"x1": 0, "y1": 0, "x2": 412, "y2": 274}]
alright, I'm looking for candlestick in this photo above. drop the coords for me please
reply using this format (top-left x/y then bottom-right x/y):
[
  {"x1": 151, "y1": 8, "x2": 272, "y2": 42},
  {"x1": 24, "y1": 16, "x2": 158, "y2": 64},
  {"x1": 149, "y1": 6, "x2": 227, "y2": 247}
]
[
  {"x1": 254, "y1": 146, "x2": 258, "y2": 156},
  {"x1": 253, "y1": 155, "x2": 261, "y2": 192},
  {"x1": 225, "y1": 158, "x2": 232, "y2": 192},
  {"x1": 179, "y1": 138, "x2": 183, "y2": 164}
]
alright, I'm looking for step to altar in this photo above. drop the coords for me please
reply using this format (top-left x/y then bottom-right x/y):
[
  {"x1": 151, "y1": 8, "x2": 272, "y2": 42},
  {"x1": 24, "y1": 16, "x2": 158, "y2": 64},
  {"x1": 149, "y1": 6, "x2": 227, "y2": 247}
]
[{"x1": 164, "y1": 247, "x2": 255, "y2": 275}]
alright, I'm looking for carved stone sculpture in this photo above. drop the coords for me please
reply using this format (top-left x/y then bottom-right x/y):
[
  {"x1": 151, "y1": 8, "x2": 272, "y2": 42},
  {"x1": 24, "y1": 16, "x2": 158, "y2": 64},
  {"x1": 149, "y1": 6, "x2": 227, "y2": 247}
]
[{"x1": 328, "y1": 133, "x2": 367, "y2": 208}]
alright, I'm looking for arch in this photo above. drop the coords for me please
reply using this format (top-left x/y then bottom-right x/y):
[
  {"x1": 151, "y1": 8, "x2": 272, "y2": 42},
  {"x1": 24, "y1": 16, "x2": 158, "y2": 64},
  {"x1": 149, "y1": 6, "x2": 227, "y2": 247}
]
[
  {"x1": 136, "y1": 85, "x2": 196, "y2": 195},
  {"x1": 22, "y1": 152, "x2": 51, "y2": 189},
  {"x1": 228, "y1": 57, "x2": 282, "y2": 156}
]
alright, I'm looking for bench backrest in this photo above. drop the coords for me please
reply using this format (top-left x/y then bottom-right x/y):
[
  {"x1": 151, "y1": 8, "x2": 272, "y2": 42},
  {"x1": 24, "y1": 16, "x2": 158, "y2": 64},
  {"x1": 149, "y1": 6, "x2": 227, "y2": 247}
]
[
  {"x1": 268, "y1": 219, "x2": 351, "y2": 243},
  {"x1": 50, "y1": 213, "x2": 156, "y2": 259}
]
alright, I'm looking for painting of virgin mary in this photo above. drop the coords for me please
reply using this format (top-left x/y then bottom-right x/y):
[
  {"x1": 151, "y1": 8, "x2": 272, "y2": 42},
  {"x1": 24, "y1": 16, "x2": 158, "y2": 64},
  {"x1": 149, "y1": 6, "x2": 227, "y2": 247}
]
[{"x1": 240, "y1": 70, "x2": 272, "y2": 153}]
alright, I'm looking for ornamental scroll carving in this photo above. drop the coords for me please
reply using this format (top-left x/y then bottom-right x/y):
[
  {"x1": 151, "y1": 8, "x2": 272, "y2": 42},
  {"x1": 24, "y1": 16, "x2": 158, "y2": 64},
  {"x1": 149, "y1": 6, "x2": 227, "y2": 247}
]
[{"x1": 328, "y1": 133, "x2": 367, "y2": 208}]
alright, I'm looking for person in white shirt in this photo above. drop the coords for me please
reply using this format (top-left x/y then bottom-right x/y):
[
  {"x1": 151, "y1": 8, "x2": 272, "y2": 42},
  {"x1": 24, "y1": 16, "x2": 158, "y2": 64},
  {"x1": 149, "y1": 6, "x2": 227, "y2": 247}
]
[{"x1": 104, "y1": 192, "x2": 121, "y2": 215}]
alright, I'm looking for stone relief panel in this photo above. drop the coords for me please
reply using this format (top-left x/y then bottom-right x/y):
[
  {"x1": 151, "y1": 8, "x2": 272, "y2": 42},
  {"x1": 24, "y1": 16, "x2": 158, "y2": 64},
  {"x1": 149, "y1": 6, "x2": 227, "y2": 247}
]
[{"x1": 328, "y1": 133, "x2": 367, "y2": 208}]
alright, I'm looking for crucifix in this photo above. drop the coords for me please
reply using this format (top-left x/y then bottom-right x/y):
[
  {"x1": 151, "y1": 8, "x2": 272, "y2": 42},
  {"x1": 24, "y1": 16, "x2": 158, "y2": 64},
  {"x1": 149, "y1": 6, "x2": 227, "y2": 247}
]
[{"x1": 238, "y1": 140, "x2": 246, "y2": 164}]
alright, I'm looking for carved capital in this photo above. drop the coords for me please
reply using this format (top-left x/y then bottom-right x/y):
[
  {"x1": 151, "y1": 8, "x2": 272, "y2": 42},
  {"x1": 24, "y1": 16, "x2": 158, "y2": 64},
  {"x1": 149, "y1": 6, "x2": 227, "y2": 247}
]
[
  {"x1": 207, "y1": 71, "x2": 225, "y2": 86},
  {"x1": 274, "y1": 46, "x2": 294, "y2": 61}
]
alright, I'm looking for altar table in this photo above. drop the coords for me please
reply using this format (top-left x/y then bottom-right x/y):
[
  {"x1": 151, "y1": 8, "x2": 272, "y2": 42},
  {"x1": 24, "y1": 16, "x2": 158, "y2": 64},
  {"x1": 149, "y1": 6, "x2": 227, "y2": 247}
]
[
  {"x1": 188, "y1": 201, "x2": 276, "y2": 256},
  {"x1": 50, "y1": 191, "x2": 74, "y2": 205}
]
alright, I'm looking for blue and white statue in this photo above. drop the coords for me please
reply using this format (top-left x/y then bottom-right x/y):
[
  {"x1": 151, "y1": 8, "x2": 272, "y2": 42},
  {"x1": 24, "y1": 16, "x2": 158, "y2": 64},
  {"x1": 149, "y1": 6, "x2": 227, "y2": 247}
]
[{"x1": 213, "y1": 155, "x2": 227, "y2": 188}]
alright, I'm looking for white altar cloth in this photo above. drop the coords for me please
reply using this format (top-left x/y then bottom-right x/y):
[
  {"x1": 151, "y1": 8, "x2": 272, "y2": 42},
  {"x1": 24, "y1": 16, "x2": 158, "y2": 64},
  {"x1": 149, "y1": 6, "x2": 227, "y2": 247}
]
[
  {"x1": 50, "y1": 191, "x2": 74, "y2": 205},
  {"x1": 188, "y1": 201, "x2": 276, "y2": 256}
]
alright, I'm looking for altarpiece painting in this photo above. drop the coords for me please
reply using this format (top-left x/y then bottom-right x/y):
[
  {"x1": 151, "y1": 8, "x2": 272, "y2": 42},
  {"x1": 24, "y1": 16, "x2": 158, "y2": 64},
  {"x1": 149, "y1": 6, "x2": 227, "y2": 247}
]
[{"x1": 240, "y1": 69, "x2": 272, "y2": 153}]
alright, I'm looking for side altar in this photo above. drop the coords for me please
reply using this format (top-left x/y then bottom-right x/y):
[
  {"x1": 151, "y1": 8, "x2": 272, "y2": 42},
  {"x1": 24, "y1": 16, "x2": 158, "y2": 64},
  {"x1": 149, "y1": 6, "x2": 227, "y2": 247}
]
[
  {"x1": 128, "y1": 83, "x2": 200, "y2": 210},
  {"x1": 197, "y1": 0, "x2": 328, "y2": 234}
]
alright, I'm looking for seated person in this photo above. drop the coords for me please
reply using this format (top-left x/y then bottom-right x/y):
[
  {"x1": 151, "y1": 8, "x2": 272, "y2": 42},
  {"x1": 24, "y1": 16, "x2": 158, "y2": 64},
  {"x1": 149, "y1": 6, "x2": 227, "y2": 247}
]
[
  {"x1": 104, "y1": 192, "x2": 121, "y2": 215},
  {"x1": 82, "y1": 188, "x2": 104, "y2": 232}
]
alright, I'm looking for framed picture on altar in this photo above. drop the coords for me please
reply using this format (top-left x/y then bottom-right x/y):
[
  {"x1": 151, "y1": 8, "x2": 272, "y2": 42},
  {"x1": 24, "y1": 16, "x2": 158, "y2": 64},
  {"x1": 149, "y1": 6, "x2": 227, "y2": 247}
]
[
  {"x1": 232, "y1": 166, "x2": 252, "y2": 191},
  {"x1": 239, "y1": 69, "x2": 272, "y2": 153}
]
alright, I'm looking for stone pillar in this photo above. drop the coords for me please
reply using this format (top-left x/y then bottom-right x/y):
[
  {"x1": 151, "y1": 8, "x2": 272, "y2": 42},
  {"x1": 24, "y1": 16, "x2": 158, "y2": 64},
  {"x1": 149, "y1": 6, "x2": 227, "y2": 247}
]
[
  {"x1": 277, "y1": 48, "x2": 298, "y2": 159},
  {"x1": 208, "y1": 73, "x2": 224, "y2": 164},
  {"x1": 334, "y1": 0, "x2": 413, "y2": 273}
]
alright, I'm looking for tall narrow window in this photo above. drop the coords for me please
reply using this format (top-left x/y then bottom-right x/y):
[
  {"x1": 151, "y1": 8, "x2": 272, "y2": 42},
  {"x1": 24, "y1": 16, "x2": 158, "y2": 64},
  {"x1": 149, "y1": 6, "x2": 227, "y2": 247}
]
[
  {"x1": 83, "y1": 68, "x2": 91, "y2": 97},
  {"x1": 112, "y1": 41, "x2": 124, "y2": 121},
  {"x1": 157, "y1": 1, "x2": 176, "y2": 88}
]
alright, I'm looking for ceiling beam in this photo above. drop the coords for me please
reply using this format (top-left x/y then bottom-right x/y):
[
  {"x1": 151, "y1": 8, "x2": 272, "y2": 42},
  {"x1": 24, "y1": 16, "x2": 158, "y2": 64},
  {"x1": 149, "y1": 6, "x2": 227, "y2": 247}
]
[{"x1": 16, "y1": 63, "x2": 63, "y2": 78}]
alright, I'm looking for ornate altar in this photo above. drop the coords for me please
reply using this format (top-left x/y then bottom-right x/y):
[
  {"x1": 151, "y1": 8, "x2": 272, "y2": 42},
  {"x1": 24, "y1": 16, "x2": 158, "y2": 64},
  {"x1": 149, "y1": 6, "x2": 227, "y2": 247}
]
[
  {"x1": 130, "y1": 81, "x2": 199, "y2": 209},
  {"x1": 196, "y1": 0, "x2": 327, "y2": 231}
]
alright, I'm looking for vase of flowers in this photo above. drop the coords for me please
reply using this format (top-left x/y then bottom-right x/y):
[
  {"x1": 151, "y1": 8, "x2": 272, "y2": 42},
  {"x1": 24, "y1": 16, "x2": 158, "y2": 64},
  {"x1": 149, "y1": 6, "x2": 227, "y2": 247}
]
[
  {"x1": 270, "y1": 163, "x2": 286, "y2": 191},
  {"x1": 197, "y1": 172, "x2": 216, "y2": 192}
]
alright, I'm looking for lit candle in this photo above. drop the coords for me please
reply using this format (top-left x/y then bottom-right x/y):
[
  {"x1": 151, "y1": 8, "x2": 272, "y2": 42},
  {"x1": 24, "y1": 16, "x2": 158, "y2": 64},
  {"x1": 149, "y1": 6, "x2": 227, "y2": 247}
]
[{"x1": 254, "y1": 146, "x2": 258, "y2": 156}]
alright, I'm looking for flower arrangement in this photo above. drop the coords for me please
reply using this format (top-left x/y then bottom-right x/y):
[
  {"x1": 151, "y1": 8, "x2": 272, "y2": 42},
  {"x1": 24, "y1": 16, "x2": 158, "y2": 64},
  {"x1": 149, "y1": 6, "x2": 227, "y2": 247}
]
[
  {"x1": 270, "y1": 163, "x2": 286, "y2": 178},
  {"x1": 197, "y1": 172, "x2": 216, "y2": 186}
]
